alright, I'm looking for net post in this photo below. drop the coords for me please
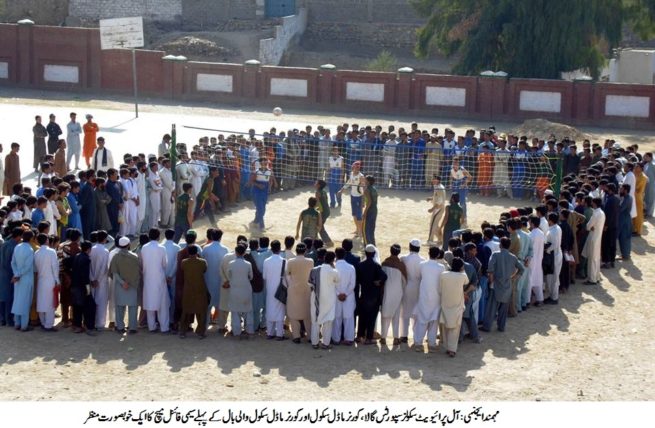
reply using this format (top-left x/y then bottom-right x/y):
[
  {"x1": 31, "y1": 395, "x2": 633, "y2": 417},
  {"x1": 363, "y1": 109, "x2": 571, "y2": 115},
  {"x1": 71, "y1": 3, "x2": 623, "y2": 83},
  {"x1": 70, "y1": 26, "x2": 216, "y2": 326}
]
[
  {"x1": 553, "y1": 153, "x2": 563, "y2": 199},
  {"x1": 170, "y1": 124, "x2": 177, "y2": 182}
]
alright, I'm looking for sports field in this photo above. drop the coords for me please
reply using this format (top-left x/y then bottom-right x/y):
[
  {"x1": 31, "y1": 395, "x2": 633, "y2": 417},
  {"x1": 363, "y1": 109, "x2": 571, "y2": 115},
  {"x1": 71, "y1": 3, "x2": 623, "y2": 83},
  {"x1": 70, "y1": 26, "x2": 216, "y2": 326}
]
[{"x1": 0, "y1": 89, "x2": 653, "y2": 400}]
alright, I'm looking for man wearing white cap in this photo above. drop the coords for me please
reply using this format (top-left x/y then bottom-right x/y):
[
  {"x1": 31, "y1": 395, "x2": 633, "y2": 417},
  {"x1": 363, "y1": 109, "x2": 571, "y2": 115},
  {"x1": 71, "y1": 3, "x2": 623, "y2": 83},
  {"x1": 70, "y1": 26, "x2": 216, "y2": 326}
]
[
  {"x1": 109, "y1": 236, "x2": 140, "y2": 333},
  {"x1": 412, "y1": 246, "x2": 445, "y2": 352},
  {"x1": 355, "y1": 244, "x2": 387, "y2": 345},
  {"x1": 399, "y1": 239, "x2": 424, "y2": 343},
  {"x1": 380, "y1": 244, "x2": 407, "y2": 345}
]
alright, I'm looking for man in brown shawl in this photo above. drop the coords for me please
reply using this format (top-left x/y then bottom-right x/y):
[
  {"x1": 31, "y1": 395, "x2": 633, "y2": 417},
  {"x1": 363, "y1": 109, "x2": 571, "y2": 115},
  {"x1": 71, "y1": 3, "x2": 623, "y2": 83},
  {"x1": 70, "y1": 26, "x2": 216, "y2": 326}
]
[
  {"x1": 54, "y1": 139, "x2": 67, "y2": 177},
  {"x1": 285, "y1": 243, "x2": 314, "y2": 343},
  {"x1": 3, "y1": 143, "x2": 20, "y2": 196},
  {"x1": 179, "y1": 245, "x2": 209, "y2": 339},
  {"x1": 173, "y1": 230, "x2": 200, "y2": 331}
]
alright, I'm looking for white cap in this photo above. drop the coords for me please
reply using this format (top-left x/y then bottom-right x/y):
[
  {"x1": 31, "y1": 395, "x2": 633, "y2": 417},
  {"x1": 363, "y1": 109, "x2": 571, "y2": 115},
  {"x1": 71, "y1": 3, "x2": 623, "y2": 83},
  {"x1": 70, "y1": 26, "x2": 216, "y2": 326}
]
[
  {"x1": 118, "y1": 237, "x2": 130, "y2": 248},
  {"x1": 544, "y1": 189, "x2": 554, "y2": 196},
  {"x1": 365, "y1": 244, "x2": 376, "y2": 253},
  {"x1": 410, "y1": 238, "x2": 421, "y2": 247}
]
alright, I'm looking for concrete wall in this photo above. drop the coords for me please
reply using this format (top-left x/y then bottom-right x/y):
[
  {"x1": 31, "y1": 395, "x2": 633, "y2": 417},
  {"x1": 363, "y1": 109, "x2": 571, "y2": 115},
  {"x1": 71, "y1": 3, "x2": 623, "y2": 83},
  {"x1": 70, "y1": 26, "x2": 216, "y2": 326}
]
[
  {"x1": 304, "y1": 22, "x2": 417, "y2": 50},
  {"x1": 259, "y1": 8, "x2": 307, "y2": 65},
  {"x1": 181, "y1": 0, "x2": 257, "y2": 27},
  {"x1": 0, "y1": 0, "x2": 69, "y2": 25},
  {"x1": 302, "y1": 0, "x2": 423, "y2": 50},
  {"x1": 1, "y1": 23, "x2": 654, "y2": 129},
  {"x1": 611, "y1": 49, "x2": 655, "y2": 85},
  {"x1": 1, "y1": 0, "x2": 420, "y2": 25},
  {"x1": 69, "y1": 0, "x2": 182, "y2": 22},
  {"x1": 304, "y1": 0, "x2": 423, "y2": 24}
]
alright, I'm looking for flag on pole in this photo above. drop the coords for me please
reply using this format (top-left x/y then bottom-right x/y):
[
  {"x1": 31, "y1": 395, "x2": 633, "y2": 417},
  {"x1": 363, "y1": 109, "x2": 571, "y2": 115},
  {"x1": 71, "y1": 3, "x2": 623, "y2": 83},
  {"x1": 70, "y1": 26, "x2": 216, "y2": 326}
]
[{"x1": 170, "y1": 124, "x2": 177, "y2": 181}]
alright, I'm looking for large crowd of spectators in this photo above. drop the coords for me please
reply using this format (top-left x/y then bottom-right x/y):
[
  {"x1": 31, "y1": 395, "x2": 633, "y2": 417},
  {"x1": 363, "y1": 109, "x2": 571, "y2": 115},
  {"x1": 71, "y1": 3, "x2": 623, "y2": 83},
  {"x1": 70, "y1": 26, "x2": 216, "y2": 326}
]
[{"x1": 0, "y1": 113, "x2": 652, "y2": 359}]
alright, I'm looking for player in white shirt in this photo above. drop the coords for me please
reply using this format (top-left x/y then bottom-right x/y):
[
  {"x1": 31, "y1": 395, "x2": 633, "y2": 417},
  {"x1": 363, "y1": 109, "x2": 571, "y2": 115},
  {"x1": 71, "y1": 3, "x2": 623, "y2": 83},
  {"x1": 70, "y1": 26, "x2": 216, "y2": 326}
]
[{"x1": 338, "y1": 161, "x2": 365, "y2": 238}]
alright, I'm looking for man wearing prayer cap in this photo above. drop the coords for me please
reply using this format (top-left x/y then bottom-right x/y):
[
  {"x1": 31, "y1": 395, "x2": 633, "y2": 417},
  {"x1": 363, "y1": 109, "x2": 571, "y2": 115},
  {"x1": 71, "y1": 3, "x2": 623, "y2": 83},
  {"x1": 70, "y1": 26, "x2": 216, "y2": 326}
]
[
  {"x1": 109, "y1": 236, "x2": 141, "y2": 334},
  {"x1": 398, "y1": 238, "x2": 424, "y2": 343},
  {"x1": 354, "y1": 244, "x2": 387, "y2": 345}
]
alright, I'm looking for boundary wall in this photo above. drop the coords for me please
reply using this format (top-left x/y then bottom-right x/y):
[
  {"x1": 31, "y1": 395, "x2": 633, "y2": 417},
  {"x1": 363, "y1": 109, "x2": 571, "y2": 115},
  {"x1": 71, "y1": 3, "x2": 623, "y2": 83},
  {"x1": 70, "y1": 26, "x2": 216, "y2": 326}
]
[{"x1": 1, "y1": 23, "x2": 654, "y2": 129}]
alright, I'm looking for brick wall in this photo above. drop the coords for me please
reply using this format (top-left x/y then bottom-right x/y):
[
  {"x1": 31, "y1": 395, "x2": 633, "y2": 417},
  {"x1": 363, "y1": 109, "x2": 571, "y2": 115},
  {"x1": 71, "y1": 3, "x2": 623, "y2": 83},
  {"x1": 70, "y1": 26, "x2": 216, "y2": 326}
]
[
  {"x1": 69, "y1": 0, "x2": 182, "y2": 22},
  {"x1": 1, "y1": 23, "x2": 654, "y2": 130}
]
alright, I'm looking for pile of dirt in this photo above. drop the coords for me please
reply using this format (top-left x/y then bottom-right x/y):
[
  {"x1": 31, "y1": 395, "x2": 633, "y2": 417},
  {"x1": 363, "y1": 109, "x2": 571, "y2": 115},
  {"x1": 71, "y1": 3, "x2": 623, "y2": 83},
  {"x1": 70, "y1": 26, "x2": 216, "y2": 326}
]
[
  {"x1": 510, "y1": 119, "x2": 591, "y2": 142},
  {"x1": 155, "y1": 36, "x2": 236, "y2": 60}
]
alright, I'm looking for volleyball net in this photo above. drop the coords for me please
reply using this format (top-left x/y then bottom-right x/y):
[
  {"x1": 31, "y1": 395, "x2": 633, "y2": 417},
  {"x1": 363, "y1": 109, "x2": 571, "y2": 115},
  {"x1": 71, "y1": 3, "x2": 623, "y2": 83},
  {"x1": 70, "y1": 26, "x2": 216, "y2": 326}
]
[{"x1": 177, "y1": 125, "x2": 558, "y2": 196}]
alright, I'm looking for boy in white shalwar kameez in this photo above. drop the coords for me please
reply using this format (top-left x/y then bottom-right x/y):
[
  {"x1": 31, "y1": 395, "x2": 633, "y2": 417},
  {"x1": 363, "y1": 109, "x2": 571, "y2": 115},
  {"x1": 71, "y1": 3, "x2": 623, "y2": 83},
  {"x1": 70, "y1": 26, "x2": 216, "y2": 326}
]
[
  {"x1": 34, "y1": 234, "x2": 59, "y2": 330},
  {"x1": 380, "y1": 244, "x2": 407, "y2": 345},
  {"x1": 332, "y1": 247, "x2": 356, "y2": 345},
  {"x1": 412, "y1": 246, "x2": 445, "y2": 352}
]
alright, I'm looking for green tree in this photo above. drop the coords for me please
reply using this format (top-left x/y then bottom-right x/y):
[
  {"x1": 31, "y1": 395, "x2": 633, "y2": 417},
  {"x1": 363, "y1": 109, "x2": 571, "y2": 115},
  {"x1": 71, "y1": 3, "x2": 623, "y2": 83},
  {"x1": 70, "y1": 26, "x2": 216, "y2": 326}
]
[
  {"x1": 412, "y1": 0, "x2": 655, "y2": 79},
  {"x1": 625, "y1": 0, "x2": 655, "y2": 39}
]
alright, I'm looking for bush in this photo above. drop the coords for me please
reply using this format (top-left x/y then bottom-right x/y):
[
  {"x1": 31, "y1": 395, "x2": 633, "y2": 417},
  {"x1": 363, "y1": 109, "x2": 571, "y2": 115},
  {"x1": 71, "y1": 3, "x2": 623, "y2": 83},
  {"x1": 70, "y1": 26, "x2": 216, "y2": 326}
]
[{"x1": 366, "y1": 50, "x2": 398, "y2": 72}]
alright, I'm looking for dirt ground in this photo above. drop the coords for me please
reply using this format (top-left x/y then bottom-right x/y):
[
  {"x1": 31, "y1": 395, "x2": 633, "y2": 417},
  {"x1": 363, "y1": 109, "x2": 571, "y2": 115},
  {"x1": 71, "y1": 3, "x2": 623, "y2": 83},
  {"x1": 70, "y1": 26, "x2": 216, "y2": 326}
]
[{"x1": 0, "y1": 90, "x2": 654, "y2": 401}]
